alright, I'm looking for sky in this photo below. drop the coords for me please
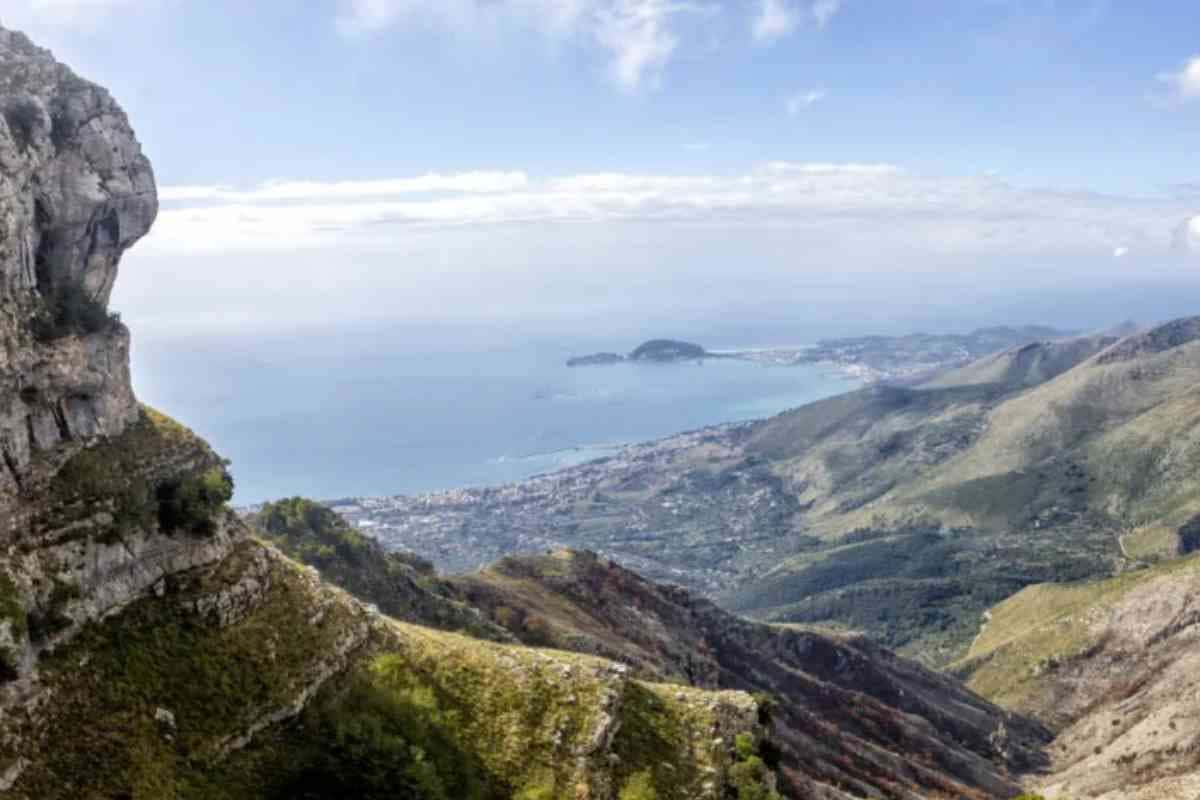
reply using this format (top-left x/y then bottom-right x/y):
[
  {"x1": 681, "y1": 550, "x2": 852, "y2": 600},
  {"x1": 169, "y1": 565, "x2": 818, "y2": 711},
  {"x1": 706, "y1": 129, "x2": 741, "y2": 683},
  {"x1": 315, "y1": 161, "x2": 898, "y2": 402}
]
[{"x1": 3, "y1": 0, "x2": 1200, "y2": 337}]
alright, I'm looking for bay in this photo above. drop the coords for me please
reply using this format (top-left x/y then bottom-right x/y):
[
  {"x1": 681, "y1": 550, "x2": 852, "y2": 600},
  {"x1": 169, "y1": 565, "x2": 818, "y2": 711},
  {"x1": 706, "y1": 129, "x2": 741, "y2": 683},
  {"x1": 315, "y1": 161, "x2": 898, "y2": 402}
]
[{"x1": 131, "y1": 322, "x2": 858, "y2": 504}]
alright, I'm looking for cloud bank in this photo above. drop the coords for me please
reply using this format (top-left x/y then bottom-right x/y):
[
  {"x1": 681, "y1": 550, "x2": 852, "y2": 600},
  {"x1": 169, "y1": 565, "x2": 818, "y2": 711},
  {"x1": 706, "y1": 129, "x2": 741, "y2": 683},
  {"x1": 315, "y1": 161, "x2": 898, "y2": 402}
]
[
  {"x1": 149, "y1": 162, "x2": 1192, "y2": 261},
  {"x1": 121, "y1": 161, "x2": 1200, "y2": 335}
]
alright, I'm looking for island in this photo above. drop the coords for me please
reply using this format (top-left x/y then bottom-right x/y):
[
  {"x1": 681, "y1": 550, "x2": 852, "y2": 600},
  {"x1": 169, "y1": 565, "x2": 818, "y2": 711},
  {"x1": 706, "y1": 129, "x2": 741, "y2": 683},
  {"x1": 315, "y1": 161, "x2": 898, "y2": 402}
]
[
  {"x1": 567, "y1": 339, "x2": 711, "y2": 367},
  {"x1": 628, "y1": 339, "x2": 709, "y2": 362}
]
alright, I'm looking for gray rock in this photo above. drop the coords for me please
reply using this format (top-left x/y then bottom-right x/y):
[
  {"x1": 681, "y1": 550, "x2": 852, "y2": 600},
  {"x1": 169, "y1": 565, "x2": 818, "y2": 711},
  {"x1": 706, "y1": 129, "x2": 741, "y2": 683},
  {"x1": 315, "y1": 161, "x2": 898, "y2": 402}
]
[{"x1": 0, "y1": 25, "x2": 155, "y2": 502}]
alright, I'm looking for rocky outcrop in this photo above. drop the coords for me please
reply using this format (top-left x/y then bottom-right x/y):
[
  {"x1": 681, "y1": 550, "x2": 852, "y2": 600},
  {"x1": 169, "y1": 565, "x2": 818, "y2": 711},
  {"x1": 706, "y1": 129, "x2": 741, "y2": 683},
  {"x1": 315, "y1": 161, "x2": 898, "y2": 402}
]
[{"x1": 0, "y1": 26, "x2": 155, "y2": 499}]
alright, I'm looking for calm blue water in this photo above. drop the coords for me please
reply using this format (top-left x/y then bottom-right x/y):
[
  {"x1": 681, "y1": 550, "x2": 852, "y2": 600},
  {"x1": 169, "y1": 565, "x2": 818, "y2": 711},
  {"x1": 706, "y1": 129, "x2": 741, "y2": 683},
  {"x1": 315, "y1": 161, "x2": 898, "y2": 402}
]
[{"x1": 130, "y1": 323, "x2": 858, "y2": 503}]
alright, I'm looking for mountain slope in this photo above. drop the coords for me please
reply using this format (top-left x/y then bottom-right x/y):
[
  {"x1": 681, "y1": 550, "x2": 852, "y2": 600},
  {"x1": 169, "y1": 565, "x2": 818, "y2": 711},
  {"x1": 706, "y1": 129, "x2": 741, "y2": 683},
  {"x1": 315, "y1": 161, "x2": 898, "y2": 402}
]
[
  {"x1": 450, "y1": 549, "x2": 1050, "y2": 800},
  {"x1": 920, "y1": 333, "x2": 1121, "y2": 391},
  {"x1": 247, "y1": 497, "x2": 1054, "y2": 799},
  {"x1": 953, "y1": 554, "x2": 1200, "y2": 799}
]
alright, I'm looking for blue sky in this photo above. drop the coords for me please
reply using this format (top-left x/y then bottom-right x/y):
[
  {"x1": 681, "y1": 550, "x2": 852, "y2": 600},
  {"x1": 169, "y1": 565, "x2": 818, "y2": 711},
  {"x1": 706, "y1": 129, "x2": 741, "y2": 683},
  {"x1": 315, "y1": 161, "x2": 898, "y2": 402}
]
[{"x1": 5, "y1": 0, "x2": 1200, "y2": 333}]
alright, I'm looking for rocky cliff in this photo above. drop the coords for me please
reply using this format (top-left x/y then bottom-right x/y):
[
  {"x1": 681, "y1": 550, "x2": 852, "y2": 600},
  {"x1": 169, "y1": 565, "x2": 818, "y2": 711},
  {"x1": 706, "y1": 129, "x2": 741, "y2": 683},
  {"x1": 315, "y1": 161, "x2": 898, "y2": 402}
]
[
  {"x1": 0, "y1": 26, "x2": 155, "y2": 495},
  {"x1": 0, "y1": 19, "x2": 244, "y2": 688}
]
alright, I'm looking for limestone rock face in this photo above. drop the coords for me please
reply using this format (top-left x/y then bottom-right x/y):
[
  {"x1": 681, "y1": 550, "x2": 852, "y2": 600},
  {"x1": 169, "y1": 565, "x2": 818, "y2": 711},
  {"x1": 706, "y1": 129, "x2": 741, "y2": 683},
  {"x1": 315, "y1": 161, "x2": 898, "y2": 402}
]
[{"x1": 0, "y1": 25, "x2": 155, "y2": 500}]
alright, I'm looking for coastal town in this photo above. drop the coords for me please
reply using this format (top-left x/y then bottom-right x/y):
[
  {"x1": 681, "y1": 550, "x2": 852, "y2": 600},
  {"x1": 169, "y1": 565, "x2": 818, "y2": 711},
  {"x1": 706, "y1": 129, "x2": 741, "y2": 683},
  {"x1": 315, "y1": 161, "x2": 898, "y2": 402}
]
[{"x1": 327, "y1": 422, "x2": 787, "y2": 593}]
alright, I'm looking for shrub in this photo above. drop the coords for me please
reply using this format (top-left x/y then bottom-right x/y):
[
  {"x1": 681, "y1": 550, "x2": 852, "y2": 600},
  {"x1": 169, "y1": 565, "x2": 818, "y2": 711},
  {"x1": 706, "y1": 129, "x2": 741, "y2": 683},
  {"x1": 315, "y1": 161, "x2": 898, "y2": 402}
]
[
  {"x1": 3, "y1": 98, "x2": 42, "y2": 151},
  {"x1": 26, "y1": 579, "x2": 80, "y2": 642},
  {"x1": 32, "y1": 281, "x2": 121, "y2": 341},
  {"x1": 728, "y1": 735, "x2": 782, "y2": 800},
  {"x1": 0, "y1": 646, "x2": 17, "y2": 683},
  {"x1": 156, "y1": 466, "x2": 234, "y2": 536},
  {"x1": 275, "y1": 664, "x2": 494, "y2": 800}
]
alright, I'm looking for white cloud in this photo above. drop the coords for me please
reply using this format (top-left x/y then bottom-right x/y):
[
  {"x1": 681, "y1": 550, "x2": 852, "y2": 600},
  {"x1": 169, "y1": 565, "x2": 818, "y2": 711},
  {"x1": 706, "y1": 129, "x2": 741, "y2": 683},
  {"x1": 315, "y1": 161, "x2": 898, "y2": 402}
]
[
  {"x1": 752, "y1": 0, "x2": 839, "y2": 43},
  {"x1": 1157, "y1": 55, "x2": 1200, "y2": 103},
  {"x1": 144, "y1": 163, "x2": 1190, "y2": 266},
  {"x1": 595, "y1": 0, "x2": 694, "y2": 91},
  {"x1": 752, "y1": 0, "x2": 799, "y2": 43},
  {"x1": 785, "y1": 88, "x2": 826, "y2": 114},
  {"x1": 811, "y1": 0, "x2": 841, "y2": 28},
  {"x1": 334, "y1": 0, "x2": 710, "y2": 91}
]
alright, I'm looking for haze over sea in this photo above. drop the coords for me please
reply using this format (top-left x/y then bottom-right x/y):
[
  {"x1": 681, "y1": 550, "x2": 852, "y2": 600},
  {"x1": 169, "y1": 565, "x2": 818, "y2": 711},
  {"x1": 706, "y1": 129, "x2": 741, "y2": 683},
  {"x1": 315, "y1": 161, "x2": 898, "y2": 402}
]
[{"x1": 131, "y1": 320, "x2": 859, "y2": 504}]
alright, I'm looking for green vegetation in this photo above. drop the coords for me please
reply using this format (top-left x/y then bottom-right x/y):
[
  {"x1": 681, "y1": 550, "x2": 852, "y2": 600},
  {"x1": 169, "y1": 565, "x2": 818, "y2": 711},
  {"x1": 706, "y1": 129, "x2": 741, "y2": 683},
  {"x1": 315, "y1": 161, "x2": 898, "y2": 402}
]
[
  {"x1": 17, "y1": 542, "x2": 362, "y2": 798},
  {"x1": 203, "y1": 586, "x2": 752, "y2": 800},
  {"x1": 26, "y1": 578, "x2": 80, "y2": 642},
  {"x1": 729, "y1": 733, "x2": 781, "y2": 800},
  {"x1": 249, "y1": 659, "x2": 497, "y2": 800},
  {"x1": 31, "y1": 280, "x2": 122, "y2": 341},
  {"x1": 34, "y1": 407, "x2": 230, "y2": 545},
  {"x1": 156, "y1": 466, "x2": 234, "y2": 536},
  {"x1": 253, "y1": 498, "x2": 499, "y2": 637},
  {"x1": 256, "y1": 497, "x2": 381, "y2": 568}
]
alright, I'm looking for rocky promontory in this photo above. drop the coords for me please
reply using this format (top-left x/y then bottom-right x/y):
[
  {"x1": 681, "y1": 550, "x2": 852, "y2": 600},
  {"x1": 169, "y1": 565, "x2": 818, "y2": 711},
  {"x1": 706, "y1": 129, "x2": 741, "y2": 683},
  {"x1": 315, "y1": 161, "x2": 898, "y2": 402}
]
[{"x1": 567, "y1": 339, "x2": 710, "y2": 367}]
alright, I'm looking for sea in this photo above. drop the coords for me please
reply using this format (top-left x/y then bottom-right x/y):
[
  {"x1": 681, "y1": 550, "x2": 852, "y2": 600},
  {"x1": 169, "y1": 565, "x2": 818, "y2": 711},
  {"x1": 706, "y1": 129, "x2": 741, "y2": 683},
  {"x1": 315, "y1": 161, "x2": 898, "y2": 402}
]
[{"x1": 130, "y1": 321, "x2": 860, "y2": 504}]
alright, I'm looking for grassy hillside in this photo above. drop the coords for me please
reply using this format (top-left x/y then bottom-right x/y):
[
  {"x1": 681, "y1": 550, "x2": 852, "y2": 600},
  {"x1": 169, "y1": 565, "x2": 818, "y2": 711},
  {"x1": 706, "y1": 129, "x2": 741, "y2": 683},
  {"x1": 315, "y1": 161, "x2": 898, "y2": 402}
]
[
  {"x1": 11, "y1": 539, "x2": 778, "y2": 800},
  {"x1": 952, "y1": 554, "x2": 1200, "y2": 799}
]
